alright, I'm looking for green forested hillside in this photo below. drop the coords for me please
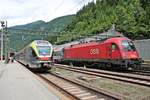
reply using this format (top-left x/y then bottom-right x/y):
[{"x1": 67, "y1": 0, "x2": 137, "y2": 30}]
[
  {"x1": 10, "y1": 20, "x2": 46, "y2": 30},
  {"x1": 44, "y1": 15, "x2": 75, "y2": 33},
  {"x1": 10, "y1": 15, "x2": 75, "y2": 34},
  {"x1": 57, "y1": 0, "x2": 150, "y2": 44}
]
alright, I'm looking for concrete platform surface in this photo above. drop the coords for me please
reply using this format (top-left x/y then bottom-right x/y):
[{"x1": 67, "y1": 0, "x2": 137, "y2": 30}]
[{"x1": 0, "y1": 62, "x2": 59, "y2": 100}]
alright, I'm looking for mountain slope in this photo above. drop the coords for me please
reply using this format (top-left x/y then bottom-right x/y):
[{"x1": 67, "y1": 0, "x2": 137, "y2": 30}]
[
  {"x1": 44, "y1": 15, "x2": 75, "y2": 32},
  {"x1": 11, "y1": 20, "x2": 46, "y2": 30},
  {"x1": 10, "y1": 15, "x2": 75, "y2": 33}
]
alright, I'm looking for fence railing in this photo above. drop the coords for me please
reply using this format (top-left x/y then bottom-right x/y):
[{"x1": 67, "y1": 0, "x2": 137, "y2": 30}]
[{"x1": 134, "y1": 39, "x2": 150, "y2": 60}]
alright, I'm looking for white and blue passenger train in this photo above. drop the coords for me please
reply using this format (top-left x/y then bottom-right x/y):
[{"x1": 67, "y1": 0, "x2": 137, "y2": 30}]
[{"x1": 15, "y1": 40, "x2": 53, "y2": 70}]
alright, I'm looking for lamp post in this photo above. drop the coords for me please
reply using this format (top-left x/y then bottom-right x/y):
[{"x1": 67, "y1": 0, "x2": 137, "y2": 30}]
[{"x1": 0, "y1": 21, "x2": 5, "y2": 62}]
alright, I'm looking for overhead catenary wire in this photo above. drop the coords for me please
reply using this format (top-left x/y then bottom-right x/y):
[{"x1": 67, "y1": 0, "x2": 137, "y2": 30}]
[
  {"x1": 63, "y1": 0, "x2": 87, "y2": 14},
  {"x1": 54, "y1": 0, "x2": 65, "y2": 11},
  {"x1": 8, "y1": 28, "x2": 59, "y2": 34},
  {"x1": 7, "y1": 28, "x2": 81, "y2": 36}
]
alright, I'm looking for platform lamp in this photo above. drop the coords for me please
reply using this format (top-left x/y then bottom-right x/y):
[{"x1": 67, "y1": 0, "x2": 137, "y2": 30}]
[{"x1": 0, "y1": 21, "x2": 5, "y2": 62}]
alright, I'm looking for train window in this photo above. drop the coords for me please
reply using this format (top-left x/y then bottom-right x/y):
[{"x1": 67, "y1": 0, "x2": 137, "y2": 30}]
[
  {"x1": 37, "y1": 46, "x2": 51, "y2": 55},
  {"x1": 122, "y1": 40, "x2": 136, "y2": 51},
  {"x1": 28, "y1": 48, "x2": 32, "y2": 53},
  {"x1": 32, "y1": 49, "x2": 37, "y2": 57},
  {"x1": 28, "y1": 48, "x2": 32, "y2": 57},
  {"x1": 111, "y1": 43, "x2": 117, "y2": 50},
  {"x1": 53, "y1": 51, "x2": 62, "y2": 56},
  {"x1": 28, "y1": 48, "x2": 37, "y2": 57}
]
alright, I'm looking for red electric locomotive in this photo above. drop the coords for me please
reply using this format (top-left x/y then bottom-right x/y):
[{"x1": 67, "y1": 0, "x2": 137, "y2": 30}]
[{"x1": 53, "y1": 33, "x2": 142, "y2": 69}]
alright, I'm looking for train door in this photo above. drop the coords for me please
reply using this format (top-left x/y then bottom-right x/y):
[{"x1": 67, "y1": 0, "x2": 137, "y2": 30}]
[
  {"x1": 106, "y1": 43, "x2": 111, "y2": 59},
  {"x1": 110, "y1": 43, "x2": 121, "y2": 59}
]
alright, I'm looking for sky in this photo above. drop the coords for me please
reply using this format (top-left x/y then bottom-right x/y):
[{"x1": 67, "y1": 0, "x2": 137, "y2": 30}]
[{"x1": 0, "y1": 0, "x2": 94, "y2": 27}]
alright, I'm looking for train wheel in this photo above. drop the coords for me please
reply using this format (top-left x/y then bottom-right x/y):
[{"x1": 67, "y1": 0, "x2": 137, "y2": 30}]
[
  {"x1": 69, "y1": 62, "x2": 73, "y2": 67},
  {"x1": 106, "y1": 63, "x2": 112, "y2": 69},
  {"x1": 97, "y1": 63, "x2": 103, "y2": 68},
  {"x1": 83, "y1": 65, "x2": 86, "y2": 69},
  {"x1": 132, "y1": 64, "x2": 141, "y2": 70},
  {"x1": 26, "y1": 64, "x2": 29, "y2": 67}
]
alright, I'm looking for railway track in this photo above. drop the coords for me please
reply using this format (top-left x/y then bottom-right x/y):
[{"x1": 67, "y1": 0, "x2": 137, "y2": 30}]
[
  {"x1": 55, "y1": 64, "x2": 150, "y2": 87},
  {"x1": 37, "y1": 72, "x2": 121, "y2": 100},
  {"x1": 130, "y1": 70, "x2": 150, "y2": 76},
  {"x1": 126, "y1": 63, "x2": 150, "y2": 76}
]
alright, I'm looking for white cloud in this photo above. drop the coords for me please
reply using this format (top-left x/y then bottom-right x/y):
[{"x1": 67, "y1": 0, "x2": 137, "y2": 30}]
[{"x1": 0, "y1": 0, "x2": 93, "y2": 27}]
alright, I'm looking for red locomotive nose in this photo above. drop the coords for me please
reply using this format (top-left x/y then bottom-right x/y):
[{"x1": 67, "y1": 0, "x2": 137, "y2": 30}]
[
  {"x1": 128, "y1": 52, "x2": 139, "y2": 59},
  {"x1": 122, "y1": 51, "x2": 139, "y2": 59}
]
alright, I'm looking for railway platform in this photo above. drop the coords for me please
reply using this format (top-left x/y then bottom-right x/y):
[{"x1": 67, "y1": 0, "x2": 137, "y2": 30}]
[{"x1": 0, "y1": 62, "x2": 59, "y2": 100}]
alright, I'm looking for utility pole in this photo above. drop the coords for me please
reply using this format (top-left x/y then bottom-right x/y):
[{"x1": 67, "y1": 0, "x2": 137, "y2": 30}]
[
  {"x1": 4, "y1": 21, "x2": 9, "y2": 63},
  {"x1": 0, "y1": 21, "x2": 5, "y2": 62}
]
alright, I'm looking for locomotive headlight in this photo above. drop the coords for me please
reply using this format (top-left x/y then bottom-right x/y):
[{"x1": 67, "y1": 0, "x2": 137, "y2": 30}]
[{"x1": 131, "y1": 54, "x2": 136, "y2": 58}]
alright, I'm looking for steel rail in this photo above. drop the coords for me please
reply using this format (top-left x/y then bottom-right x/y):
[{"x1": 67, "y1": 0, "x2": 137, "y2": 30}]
[
  {"x1": 55, "y1": 64, "x2": 150, "y2": 87},
  {"x1": 37, "y1": 72, "x2": 122, "y2": 100}
]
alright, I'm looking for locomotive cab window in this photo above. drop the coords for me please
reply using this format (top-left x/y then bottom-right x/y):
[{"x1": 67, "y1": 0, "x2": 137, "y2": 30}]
[
  {"x1": 37, "y1": 46, "x2": 51, "y2": 55},
  {"x1": 121, "y1": 40, "x2": 136, "y2": 51}
]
